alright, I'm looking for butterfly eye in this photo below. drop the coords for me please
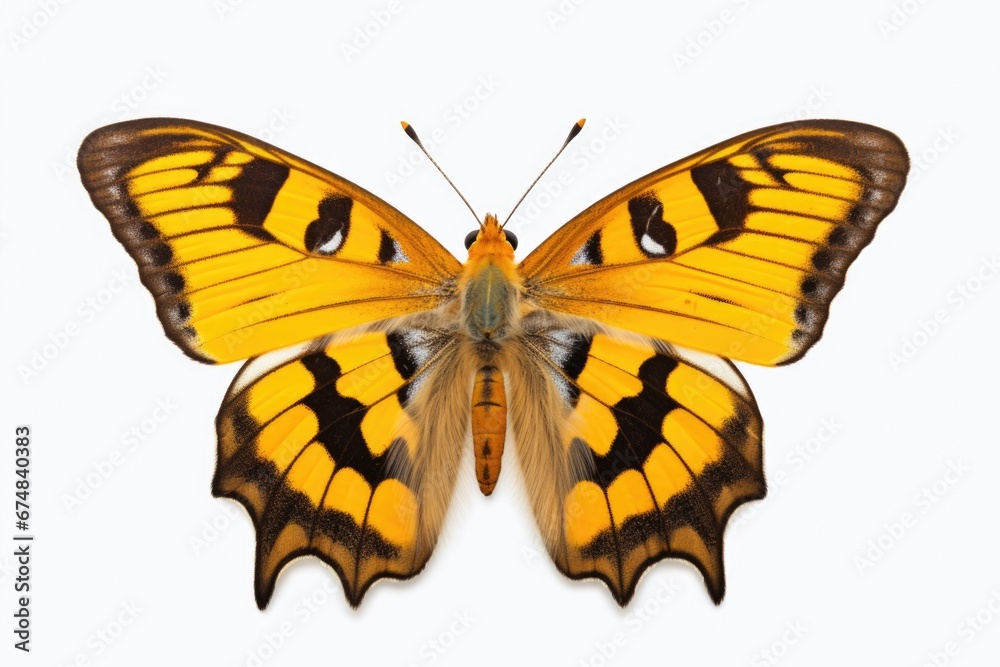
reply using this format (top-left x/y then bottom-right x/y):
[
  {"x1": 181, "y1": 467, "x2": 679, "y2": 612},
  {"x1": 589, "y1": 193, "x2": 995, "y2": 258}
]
[
  {"x1": 503, "y1": 230, "x2": 518, "y2": 250},
  {"x1": 464, "y1": 230, "x2": 479, "y2": 249}
]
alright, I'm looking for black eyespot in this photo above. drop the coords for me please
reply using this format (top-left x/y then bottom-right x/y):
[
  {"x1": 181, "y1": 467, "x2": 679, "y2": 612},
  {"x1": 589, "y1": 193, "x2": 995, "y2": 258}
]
[
  {"x1": 503, "y1": 230, "x2": 518, "y2": 250},
  {"x1": 464, "y1": 230, "x2": 479, "y2": 249}
]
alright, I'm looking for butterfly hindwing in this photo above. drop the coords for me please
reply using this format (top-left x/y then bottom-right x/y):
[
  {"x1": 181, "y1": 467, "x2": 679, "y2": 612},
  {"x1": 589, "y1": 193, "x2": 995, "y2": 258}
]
[
  {"x1": 520, "y1": 120, "x2": 909, "y2": 366},
  {"x1": 78, "y1": 118, "x2": 462, "y2": 364},
  {"x1": 515, "y1": 312, "x2": 764, "y2": 604},
  {"x1": 214, "y1": 318, "x2": 465, "y2": 607}
]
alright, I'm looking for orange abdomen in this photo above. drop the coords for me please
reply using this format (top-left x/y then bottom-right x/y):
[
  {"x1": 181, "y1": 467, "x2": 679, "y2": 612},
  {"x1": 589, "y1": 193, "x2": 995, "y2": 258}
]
[{"x1": 472, "y1": 365, "x2": 506, "y2": 495}]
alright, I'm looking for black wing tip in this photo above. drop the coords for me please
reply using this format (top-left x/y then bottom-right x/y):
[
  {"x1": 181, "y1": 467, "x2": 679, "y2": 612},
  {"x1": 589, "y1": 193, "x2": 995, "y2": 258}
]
[
  {"x1": 76, "y1": 117, "x2": 238, "y2": 366},
  {"x1": 77, "y1": 117, "x2": 271, "y2": 179},
  {"x1": 735, "y1": 118, "x2": 910, "y2": 170},
  {"x1": 755, "y1": 118, "x2": 909, "y2": 367},
  {"x1": 78, "y1": 117, "x2": 198, "y2": 162},
  {"x1": 255, "y1": 579, "x2": 273, "y2": 610},
  {"x1": 765, "y1": 117, "x2": 905, "y2": 138}
]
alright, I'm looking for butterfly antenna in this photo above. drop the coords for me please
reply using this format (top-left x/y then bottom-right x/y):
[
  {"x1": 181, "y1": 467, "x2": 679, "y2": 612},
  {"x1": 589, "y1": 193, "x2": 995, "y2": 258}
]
[
  {"x1": 400, "y1": 121, "x2": 482, "y2": 228},
  {"x1": 501, "y1": 118, "x2": 586, "y2": 228}
]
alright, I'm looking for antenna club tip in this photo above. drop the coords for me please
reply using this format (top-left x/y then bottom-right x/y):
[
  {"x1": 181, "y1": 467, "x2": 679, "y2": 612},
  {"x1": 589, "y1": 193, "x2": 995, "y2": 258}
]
[
  {"x1": 401, "y1": 121, "x2": 422, "y2": 146},
  {"x1": 565, "y1": 118, "x2": 586, "y2": 144}
]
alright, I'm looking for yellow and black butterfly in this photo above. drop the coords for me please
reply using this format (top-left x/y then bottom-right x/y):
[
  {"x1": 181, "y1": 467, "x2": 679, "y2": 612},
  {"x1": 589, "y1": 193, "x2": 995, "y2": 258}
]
[{"x1": 78, "y1": 117, "x2": 907, "y2": 608}]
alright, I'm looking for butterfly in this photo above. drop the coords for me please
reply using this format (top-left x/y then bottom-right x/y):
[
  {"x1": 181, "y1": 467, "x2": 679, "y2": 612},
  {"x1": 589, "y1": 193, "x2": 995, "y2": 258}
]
[{"x1": 77, "y1": 117, "x2": 908, "y2": 608}]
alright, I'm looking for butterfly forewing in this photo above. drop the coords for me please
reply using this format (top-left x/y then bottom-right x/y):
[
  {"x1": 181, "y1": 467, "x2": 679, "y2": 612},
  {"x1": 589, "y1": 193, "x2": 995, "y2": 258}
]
[
  {"x1": 520, "y1": 120, "x2": 909, "y2": 366},
  {"x1": 78, "y1": 118, "x2": 462, "y2": 364}
]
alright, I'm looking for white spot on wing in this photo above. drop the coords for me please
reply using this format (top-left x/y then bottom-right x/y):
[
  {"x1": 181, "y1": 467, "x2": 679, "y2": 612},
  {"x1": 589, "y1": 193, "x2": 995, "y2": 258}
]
[
  {"x1": 539, "y1": 328, "x2": 585, "y2": 404},
  {"x1": 400, "y1": 329, "x2": 433, "y2": 368},
  {"x1": 545, "y1": 329, "x2": 576, "y2": 367},
  {"x1": 316, "y1": 229, "x2": 344, "y2": 255},
  {"x1": 640, "y1": 233, "x2": 667, "y2": 256},
  {"x1": 570, "y1": 244, "x2": 590, "y2": 265},
  {"x1": 389, "y1": 240, "x2": 409, "y2": 263},
  {"x1": 547, "y1": 370, "x2": 574, "y2": 403}
]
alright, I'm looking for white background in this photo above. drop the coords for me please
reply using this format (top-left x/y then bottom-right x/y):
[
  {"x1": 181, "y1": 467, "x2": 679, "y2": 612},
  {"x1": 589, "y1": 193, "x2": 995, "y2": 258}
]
[{"x1": 2, "y1": 0, "x2": 998, "y2": 665}]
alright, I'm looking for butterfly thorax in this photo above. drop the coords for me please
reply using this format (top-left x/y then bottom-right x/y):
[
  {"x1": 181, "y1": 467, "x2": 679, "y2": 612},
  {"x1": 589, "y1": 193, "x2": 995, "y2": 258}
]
[
  {"x1": 459, "y1": 213, "x2": 521, "y2": 495},
  {"x1": 460, "y1": 213, "x2": 521, "y2": 346}
]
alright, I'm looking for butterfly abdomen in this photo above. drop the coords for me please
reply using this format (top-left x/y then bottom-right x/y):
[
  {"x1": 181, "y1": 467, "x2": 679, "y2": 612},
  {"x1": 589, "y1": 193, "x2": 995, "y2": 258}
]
[{"x1": 472, "y1": 365, "x2": 506, "y2": 495}]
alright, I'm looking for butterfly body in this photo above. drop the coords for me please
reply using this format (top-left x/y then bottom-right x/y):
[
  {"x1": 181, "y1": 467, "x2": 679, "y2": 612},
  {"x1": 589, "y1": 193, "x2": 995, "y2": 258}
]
[
  {"x1": 78, "y1": 117, "x2": 908, "y2": 608},
  {"x1": 450, "y1": 213, "x2": 523, "y2": 494}
]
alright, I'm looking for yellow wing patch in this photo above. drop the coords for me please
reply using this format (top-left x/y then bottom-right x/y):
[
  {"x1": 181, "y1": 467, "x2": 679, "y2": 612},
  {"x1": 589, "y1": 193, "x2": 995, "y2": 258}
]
[
  {"x1": 520, "y1": 120, "x2": 909, "y2": 366},
  {"x1": 78, "y1": 118, "x2": 462, "y2": 363},
  {"x1": 214, "y1": 324, "x2": 453, "y2": 608}
]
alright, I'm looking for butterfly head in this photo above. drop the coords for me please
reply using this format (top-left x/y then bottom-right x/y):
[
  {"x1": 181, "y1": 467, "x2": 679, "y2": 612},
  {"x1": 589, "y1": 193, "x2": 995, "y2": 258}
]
[{"x1": 464, "y1": 213, "x2": 517, "y2": 261}]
